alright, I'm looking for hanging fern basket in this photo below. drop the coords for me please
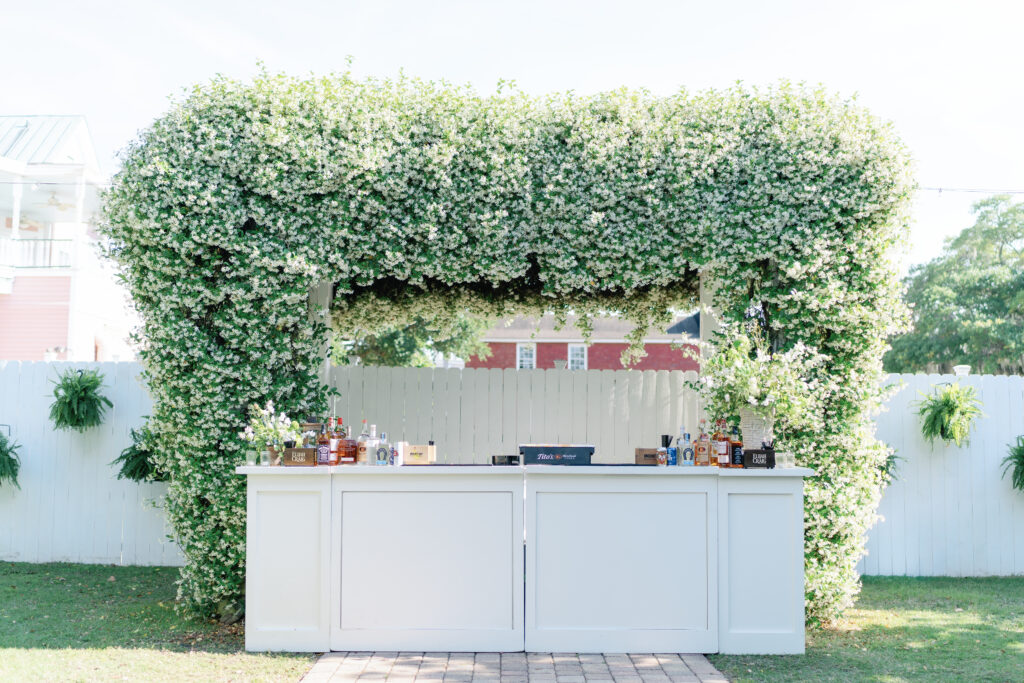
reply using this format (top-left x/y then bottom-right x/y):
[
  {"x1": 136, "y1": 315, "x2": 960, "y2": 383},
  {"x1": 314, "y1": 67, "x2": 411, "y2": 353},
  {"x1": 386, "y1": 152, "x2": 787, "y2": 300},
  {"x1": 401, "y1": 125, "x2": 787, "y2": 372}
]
[
  {"x1": 49, "y1": 368, "x2": 113, "y2": 432},
  {"x1": 0, "y1": 428, "x2": 21, "y2": 489},
  {"x1": 915, "y1": 382, "x2": 983, "y2": 448}
]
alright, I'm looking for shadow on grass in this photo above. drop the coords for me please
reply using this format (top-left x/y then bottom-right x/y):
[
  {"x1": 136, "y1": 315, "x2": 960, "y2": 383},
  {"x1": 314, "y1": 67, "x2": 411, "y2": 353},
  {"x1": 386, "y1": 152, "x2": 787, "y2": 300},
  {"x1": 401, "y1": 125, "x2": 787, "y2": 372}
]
[
  {"x1": 0, "y1": 561, "x2": 259, "y2": 655},
  {"x1": 710, "y1": 576, "x2": 1024, "y2": 683}
]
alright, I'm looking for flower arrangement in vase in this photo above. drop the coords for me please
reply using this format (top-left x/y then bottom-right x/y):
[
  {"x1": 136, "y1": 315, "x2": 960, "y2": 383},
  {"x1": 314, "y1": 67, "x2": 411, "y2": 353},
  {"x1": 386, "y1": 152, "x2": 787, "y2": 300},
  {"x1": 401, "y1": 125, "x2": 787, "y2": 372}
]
[
  {"x1": 239, "y1": 401, "x2": 303, "y2": 465},
  {"x1": 695, "y1": 324, "x2": 826, "y2": 448}
]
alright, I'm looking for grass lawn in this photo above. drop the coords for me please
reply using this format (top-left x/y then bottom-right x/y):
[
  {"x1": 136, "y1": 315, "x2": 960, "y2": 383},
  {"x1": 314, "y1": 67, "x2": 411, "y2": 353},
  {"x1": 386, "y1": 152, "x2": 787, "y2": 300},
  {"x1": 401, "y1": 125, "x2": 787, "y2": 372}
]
[
  {"x1": 0, "y1": 562, "x2": 314, "y2": 682},
  {"x1": 710, "y1": 576, "x2": 1024, "y2": 682}
]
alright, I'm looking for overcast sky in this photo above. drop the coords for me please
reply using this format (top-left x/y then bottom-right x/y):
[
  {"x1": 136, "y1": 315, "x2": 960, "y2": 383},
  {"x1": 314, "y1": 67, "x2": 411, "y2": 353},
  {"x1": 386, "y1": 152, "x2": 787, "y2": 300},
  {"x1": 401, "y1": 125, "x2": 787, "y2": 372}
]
[{"x1": 4, "y1": 0, "x2": 1022, "y2": 269}]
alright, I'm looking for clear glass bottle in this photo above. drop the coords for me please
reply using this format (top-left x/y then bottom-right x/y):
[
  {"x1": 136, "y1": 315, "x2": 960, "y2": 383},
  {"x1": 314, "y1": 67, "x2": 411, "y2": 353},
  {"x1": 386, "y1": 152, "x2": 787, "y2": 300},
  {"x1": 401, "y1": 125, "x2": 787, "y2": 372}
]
[
  {"x1": 680, "y1": 431, "x2": 695, "y2": 466},
  {"x1": 376, "y1": 431, "x2": 391, "y2": 466},
  {"x1": 356, "y1": 419, "x2": 371, "y2": 465}
]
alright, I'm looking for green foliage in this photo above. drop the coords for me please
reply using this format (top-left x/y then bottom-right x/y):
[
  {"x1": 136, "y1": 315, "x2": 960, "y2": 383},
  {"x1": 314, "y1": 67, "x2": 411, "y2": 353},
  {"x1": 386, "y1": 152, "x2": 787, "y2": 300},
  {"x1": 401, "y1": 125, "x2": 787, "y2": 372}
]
[
  {"x1": 101, "y1": 69, "x2": 914, "y2": 623},
  {"x1": 0, "y1": 431, "x2": 21, "y2": 489},
  {"x1": 695, "y1": 323, "x2": 826, "y2": 438},
  {"x1": 337, "y1": 314, "x2": 492, "y2": 367},
  {"x1": 48, "y1": 368, "x2": 113, "y2": 433},
  {"x1": 1001, "y1": 436, "x2": 1024, "y2": 492},
  {"x1": 886, "y1": 195, "x2": 1024, "y2": 374},
  {"x1": 915, "y1": 382, "x2": 983, "y2": 448},
  {"x1": 111, "y1": 424, "x2": 167, "y2": 483},
  {"x1": 238, "y1": 402, "x2": 302, "y2": 449}
]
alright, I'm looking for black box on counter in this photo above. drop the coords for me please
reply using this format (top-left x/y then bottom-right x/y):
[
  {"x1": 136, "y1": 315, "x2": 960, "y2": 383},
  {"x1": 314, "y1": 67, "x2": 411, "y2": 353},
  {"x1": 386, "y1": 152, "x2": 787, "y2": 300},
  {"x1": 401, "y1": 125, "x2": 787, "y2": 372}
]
[
  {"x1": 491, "y1": 454, "x2": 521, "y2": 466},
  {"x1": 742, "y1": 448, "x2": 775, "y2": 469},
  {"x1": 519, "y1": 444, "x2": 594, "y2": 466}
]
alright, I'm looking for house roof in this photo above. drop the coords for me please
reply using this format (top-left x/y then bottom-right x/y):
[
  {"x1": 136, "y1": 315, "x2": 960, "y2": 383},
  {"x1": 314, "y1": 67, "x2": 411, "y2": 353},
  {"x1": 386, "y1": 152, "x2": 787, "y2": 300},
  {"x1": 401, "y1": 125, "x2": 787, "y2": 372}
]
[
  {"x1": 483, "y1": 313, "x2": 700, "y2": 342},
  {"x1": 0, "y1": 116, "x2": 99, "y2": 169}
]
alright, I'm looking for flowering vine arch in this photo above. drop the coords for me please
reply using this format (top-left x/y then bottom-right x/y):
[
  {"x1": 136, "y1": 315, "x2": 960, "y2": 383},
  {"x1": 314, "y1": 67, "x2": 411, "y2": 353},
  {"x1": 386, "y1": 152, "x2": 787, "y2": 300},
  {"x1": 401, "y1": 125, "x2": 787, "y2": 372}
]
[{"x1": 103, "y1": 72, "x2": 913, "y2": 624}]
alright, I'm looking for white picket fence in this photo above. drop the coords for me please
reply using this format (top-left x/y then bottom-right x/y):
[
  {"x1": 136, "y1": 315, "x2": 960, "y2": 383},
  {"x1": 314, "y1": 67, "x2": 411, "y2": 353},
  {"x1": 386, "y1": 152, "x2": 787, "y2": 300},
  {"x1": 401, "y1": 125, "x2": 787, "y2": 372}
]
[
  {"x1": 327, "y1": 365, "x2": 701, "y2": 463},
  {"x1": 2, "y1": 362, "x2": 1023, "y2": 575},
  {"x1": 0, "y1": 361, "x2": 182, "y2": 566},
  {"x1": 859, "y1": 373, "x2": 1024, "y2": 576}
]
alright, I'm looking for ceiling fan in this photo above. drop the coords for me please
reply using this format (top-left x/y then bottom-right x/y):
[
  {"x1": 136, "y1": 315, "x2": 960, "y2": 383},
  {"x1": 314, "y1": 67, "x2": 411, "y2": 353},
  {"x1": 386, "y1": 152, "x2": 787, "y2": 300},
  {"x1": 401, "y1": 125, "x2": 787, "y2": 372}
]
[{"x1": 32, "y1": 192, "x2": 77, "y2": 212}]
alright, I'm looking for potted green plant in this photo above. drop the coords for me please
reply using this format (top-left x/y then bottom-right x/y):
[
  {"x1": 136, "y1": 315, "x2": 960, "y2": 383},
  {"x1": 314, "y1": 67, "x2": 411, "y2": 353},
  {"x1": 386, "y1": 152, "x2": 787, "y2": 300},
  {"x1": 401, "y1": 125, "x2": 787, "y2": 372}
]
[
  {"x1": 0, "y1": 427, "x2": 21, "y2": 489},
  {"x1": 915, "y1": 382, "x2": 982, "y2": 448},
  {"x1": 49, "y1": 368, "x2": 113, "y2": 432}
]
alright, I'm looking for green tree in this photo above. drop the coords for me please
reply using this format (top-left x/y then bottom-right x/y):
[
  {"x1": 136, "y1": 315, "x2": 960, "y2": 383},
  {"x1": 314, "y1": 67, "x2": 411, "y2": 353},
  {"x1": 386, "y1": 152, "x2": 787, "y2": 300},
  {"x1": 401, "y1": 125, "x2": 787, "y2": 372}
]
[
  {"x1": 886, "y1": 195, "x2": 1024, "y2": 374},
  {"x1": 335, "y1": 314, "x2": 493, "y2": 367}
]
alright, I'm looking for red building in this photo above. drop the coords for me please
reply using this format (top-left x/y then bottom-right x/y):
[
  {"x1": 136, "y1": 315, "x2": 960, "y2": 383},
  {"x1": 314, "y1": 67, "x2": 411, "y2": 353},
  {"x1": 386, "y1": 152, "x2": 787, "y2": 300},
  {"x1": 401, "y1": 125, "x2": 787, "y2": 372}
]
[{"x1": 465, "y1": 314, "x2": 700, "y2": 371}]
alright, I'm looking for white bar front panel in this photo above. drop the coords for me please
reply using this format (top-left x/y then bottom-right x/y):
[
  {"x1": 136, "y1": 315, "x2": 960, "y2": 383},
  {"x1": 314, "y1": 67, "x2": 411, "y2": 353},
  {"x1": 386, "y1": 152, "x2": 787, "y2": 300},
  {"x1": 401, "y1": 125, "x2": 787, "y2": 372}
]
[
  {"x1": 331, "y1": 471, "x2": 524, "y2": 651},
  {"x1": 525, "y1": 471, "x2": 718, "y2": 653},
  {"x1": 245, "y1": 474, "x2": 331, "y2": 652}
]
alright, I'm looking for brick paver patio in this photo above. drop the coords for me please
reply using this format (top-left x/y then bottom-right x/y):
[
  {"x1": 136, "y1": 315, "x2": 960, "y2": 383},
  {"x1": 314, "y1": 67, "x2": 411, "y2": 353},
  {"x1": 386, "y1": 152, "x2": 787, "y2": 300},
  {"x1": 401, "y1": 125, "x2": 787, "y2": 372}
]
[{"x1": 301, "y1": 652, "x2": 728, "y2": 682}]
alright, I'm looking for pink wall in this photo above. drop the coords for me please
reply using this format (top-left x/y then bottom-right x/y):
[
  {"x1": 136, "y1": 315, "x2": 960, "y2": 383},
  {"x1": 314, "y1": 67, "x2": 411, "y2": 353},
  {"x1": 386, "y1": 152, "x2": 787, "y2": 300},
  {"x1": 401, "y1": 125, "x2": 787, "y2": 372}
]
[
  {"x1": 0, "y1": 276, "x2": 71, "y2": 360},
  {"x1": 466, "y1": 342, "x2": 699, "y2": 371}
]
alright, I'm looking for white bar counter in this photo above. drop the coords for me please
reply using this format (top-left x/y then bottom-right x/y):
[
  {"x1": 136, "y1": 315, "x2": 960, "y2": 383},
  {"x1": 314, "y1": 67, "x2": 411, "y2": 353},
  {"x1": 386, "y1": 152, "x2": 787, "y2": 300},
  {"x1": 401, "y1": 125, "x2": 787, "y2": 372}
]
[{"x1": 238, "y1": 464, "x2": 812, "y2": 654}]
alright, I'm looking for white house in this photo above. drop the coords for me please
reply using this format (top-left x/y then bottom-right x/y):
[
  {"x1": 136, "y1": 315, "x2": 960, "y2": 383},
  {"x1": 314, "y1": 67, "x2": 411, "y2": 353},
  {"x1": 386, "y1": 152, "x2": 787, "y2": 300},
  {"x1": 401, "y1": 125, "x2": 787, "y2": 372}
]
[{"x1": 0, "y1": 115, "x2": 135, "y2": 361}]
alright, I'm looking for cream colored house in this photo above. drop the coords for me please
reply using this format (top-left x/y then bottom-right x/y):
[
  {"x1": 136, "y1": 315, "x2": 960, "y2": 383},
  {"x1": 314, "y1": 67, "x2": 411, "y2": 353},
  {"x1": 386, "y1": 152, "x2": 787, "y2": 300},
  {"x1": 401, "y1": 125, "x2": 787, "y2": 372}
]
[{"x1": 0, "y1": 115, "x2": 134, "y2": 360}]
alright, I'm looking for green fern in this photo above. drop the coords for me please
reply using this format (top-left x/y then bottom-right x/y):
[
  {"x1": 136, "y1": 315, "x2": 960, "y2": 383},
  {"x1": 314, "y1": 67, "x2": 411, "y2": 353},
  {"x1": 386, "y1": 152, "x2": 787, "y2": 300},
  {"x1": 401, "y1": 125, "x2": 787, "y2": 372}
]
[
  {"x1": 49, "y1": 368, "x2": 113, "y2": 432},
  {"x1": 1002, "y1": 436, "x2": 1024, "y2": 492},
  {"x1": 111, "y1": 424, "x2": 167, "y2": 483},
  {"x1": 915, "y1": 382, "x2": 982, "y2": 448},
  {"x1": 0, "y1": 431, "x2": 21, "y2": 489}
]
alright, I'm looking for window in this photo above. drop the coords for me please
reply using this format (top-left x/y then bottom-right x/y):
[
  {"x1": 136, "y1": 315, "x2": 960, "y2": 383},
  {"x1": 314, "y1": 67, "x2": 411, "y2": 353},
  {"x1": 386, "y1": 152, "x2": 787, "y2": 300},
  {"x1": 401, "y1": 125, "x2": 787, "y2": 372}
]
[
  {"x1": 516, "y1": 343, "x2": 536, "y2": 369},
  {"x1": 568, "y1": 343, "x2": 588, "y2": 370}
]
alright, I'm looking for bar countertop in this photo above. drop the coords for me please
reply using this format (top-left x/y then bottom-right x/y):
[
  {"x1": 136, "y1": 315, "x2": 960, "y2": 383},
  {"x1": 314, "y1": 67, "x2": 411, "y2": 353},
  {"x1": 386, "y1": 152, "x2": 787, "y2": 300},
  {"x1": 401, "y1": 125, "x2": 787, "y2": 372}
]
[{"x1": 236, "y1": 464, "x2": 815, "y2": 477}]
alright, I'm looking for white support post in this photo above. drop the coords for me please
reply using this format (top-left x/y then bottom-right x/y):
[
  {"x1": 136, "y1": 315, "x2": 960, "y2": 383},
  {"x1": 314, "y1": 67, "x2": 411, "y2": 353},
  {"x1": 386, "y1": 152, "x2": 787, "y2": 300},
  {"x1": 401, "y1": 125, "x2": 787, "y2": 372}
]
[
  {"x1": 309, "y1": 280, "x2": 334, "y2": 390},
  {"x1": 10, "y1": 182, "x2": 22, "y2": 240},
  {"x1": 697, "y1": 269, "x2": 719, "y2": 424}
]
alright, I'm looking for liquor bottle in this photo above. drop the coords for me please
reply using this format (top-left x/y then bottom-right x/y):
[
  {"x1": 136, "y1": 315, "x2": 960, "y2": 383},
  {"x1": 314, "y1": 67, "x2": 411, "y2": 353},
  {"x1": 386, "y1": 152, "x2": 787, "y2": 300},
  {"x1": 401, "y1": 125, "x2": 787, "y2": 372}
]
[
  {"x1": 695, "y1": 419, "x2": 712, "y2": 466},
  {"x1": 712, "y1": 419, "x2": 730, "y2": 467},
  {"x1": 316, "y1": 422, "x2": 331, "y2": 466},
  {"x1": 680, "y1": 432, "x2": 695, "y2": 466},
  {"x1": 376, "y1": 431, "x2": 391, "y2": 466},
  {"x1": 340, "y1": 423, "x2": 358, "y2": 464},
  {"x1": 328, "y1": 417, "x2": 342, "y2": 466},
  {"x1": 356, "y1": 419, "x2": 371, "y2": 465},
  {"x1": 368, "y1": 424, "x2": 380, "y2": 465},
  {"x1": 728, "y1": 425, "x2": 744, "y2": 468}
]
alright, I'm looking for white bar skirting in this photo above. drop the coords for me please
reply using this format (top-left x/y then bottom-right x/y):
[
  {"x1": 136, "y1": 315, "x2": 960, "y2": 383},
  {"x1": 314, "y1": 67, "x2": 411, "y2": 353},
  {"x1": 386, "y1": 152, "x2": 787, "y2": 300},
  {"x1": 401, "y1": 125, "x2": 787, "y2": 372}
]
[{"x1": 238, "y1": 465, "x2": 812, "y2": 654}]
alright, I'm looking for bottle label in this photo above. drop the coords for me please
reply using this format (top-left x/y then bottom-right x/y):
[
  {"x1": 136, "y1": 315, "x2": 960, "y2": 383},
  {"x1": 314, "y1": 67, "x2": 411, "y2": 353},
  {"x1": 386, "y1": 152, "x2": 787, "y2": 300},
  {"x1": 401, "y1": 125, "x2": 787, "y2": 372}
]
[
  {"x1": 731, "y1": 444, "x2": 744, "y2": 466},
  {"x1": 683, "y1": 446, "x2": 694, "y2": 465},
  {"x1": 716, "y1": 441, "x2": 729, "y2": 464},
  {"x1": 317, "y1": 444, "x2": 330, "y2": 464}
]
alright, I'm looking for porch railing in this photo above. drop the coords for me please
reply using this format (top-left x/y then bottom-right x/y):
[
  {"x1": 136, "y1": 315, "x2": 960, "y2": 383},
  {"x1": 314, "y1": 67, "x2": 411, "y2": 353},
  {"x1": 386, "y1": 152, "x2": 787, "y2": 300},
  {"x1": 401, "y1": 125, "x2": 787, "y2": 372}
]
[{"x1": 0, "y1": 238, "x2": 74, "y2": 268}]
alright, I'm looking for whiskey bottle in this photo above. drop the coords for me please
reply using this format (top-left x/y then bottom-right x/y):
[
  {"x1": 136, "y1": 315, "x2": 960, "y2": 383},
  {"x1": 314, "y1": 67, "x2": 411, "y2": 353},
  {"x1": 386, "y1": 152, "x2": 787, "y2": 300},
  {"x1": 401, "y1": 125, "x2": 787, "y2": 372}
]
[
  {"x1": 316, "y1": 422, "x2": 331, "y2": 466},
  {"x1": 695, "y1": 419, "x2": 712, "y2": 466},
  {"x1": 712, "y1": 419, "x2": 730, "y2": 468},
  {"x1": 339, "y1": 423, "x2": 358, "y2": 464},
  {"x1": 328, "y1": 417, "x2": 342, "y2": 466},
  {"x1": 729, "y1": 425, "x2": 744, "y2": 468}
]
